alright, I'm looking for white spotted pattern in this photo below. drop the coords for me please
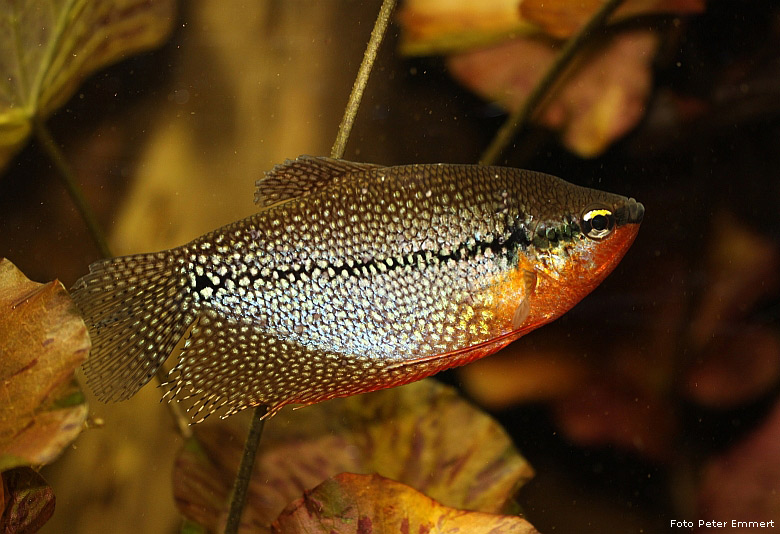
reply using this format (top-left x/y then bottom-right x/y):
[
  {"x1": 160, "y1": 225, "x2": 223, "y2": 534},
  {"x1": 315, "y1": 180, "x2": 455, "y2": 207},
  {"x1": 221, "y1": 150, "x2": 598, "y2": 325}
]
[{"x1": 72, "y1": 157, "x2": 635, "y2": 420}]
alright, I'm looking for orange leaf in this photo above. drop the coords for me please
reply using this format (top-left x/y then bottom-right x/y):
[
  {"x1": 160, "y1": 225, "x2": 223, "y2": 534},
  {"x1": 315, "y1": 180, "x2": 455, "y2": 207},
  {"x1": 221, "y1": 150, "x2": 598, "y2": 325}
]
[
  {"x1": 272, "y1": 473, "x2": 539, "y2": 534},
  {"x1": 398, "y1": 0, "x2": 533, "y2": 55},
  {"x1": 398, "y1": 0, "x2": 704, "y2": 54},
  {"x1": 0, "y1": 258, "x2": 89, "y2": 469},
  {"x1": 458, "y1": 345, "x2": 589, "y2": 409},
  {"x1": 174, "y1": 380, "x2": 533, "y2": 533}
]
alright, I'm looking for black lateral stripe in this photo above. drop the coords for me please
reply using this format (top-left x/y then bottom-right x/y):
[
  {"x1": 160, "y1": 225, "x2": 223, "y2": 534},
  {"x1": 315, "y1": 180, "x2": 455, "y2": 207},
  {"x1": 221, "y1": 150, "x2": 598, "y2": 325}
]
[
  {"x1": 194, "y1": 274, "x2": 217, "y2": 292},
  {"x1": 192, "y1": 224, "x2": 532, "y2": 293}
]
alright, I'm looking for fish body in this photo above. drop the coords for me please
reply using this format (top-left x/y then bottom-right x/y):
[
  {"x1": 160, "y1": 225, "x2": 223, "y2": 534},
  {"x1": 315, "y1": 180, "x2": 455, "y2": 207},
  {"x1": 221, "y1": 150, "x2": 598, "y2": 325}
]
[{"x1": 72, "y1": 156, "x2": 643, "y2": 420}]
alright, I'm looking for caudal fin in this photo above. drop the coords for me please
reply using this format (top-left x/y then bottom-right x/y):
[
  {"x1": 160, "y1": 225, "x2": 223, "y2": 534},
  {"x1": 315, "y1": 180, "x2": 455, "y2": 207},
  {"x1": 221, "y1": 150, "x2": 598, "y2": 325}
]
[{"x1": 71, "y1": 251, "x2": 194, "y2": 402}]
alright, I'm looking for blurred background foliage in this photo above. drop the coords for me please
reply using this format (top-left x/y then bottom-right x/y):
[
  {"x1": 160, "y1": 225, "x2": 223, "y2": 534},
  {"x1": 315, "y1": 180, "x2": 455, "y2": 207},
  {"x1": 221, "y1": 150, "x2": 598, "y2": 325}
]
[{"x1": 1, "y1": 0, "x2": 779, "y2": 533}]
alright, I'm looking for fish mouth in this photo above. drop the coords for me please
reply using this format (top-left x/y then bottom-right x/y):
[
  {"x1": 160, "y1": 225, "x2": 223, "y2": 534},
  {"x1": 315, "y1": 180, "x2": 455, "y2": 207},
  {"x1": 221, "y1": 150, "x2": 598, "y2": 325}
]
[{"x1": 615, "y1": 197, "x2": 644, "y2": 225}]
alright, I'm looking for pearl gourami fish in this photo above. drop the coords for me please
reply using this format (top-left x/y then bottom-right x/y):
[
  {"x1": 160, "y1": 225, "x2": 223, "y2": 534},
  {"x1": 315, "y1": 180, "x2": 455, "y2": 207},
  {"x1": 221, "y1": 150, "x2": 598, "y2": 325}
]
[{"x1": 71, "y1": 156, "x2": 644, "y2": 420}]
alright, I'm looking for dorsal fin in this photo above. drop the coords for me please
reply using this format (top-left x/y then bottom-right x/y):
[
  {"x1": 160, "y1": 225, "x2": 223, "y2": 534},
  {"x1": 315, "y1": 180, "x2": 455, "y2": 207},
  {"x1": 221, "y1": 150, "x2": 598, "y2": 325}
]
[{"x1": 254, "y1": 156, "x2": 383, "y2": 208}]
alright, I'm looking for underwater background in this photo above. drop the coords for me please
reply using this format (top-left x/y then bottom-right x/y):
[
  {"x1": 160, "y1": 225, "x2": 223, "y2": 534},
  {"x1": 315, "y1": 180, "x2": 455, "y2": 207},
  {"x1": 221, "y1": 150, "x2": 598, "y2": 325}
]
[{"x1": 1, "y1": 1, "x2": 779, "y2": 533}]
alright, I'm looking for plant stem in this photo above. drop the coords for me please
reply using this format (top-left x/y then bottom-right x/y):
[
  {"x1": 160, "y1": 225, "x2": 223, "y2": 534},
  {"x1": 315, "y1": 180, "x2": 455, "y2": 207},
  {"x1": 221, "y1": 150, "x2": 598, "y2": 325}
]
[
  {"x1": 479, "y1": 0, "x2": 627, "y2": 165},
  {"x1": 33, "y1": 119, "x2": 113, "y2": 259},
  {"x1": 224, "y1": 406, "x2": 268, "y2": 534},
  {"x1": 223, "y1": 2, "x2": 398, "y2": 530},
  {"x1": 224, "y1": 3, "x2": 395, "y2": 531},
  {"x1": 33, "y1": 118, "x2": 194, "y2": 440},
  {"x1": 330, "y1": 0, "x2": 396, "y2": 159}
]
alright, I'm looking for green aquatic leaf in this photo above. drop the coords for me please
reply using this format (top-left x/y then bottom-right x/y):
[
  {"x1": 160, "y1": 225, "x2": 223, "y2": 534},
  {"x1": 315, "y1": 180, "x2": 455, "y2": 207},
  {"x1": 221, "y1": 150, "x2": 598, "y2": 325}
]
[
  {"x1": 174, "y1": 380, "x2": 534, "y2": 533},
  {"x1": 0, "y1": 258, "x2": 90, "y2": 470},
  {"x1": 181, "y1": 519, "x2": 208, "y2": 534},
  {"x1": 0, "y1": 0, "x2": 176, "y2": 169}
]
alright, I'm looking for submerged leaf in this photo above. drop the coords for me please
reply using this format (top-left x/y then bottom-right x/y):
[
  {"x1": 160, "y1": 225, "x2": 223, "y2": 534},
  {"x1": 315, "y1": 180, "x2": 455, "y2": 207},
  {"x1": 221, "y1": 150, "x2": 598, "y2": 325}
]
[
  {"x1": 697, "y1": 398, "x2": 780, "y2": 531},
  {"x1": 447, "y1": 29, "x2": 660, "y2": 157},
  {"x1": 400, "y1": 0, "x2": 704, "y2": 156},
  {"x1": 553, "y1": 382, "x2": 678, "y2": 461},
  {"x1": 520, "y1": 0, "x2": 705, "y2": 39},
  {"x1": 0, "y1": 258, "x2": 89, "y2": 470},
  {"x1": 685, "y1": 326, "x2": 780, "y2": 408},
  {"x1": 0, "y1": 0, "x2": 175, "y2": 169},
  {"x1": 0, "y1": 467, "x2": 55, "y2": 534},
  {"x1": 398, "y1": 0, "x2": 534, "y2": 55},
  {"x1": 689, "y1": 212, "x2": 780, "y2": 350},
  {"x1": 399, "y1": 0, "x2": 704, "y2": 54},
  {"x1": 458, "y1": 345, "x2": 588, "y2": 409},
  {"x1": 174, "y1": 380, "x2": 533, "y2": 533},
  {"x1": 272, "y1": 473, "x2": 539, "y2": 534},
  {"x1": 685, "y1": 211, "x2": 780, "y2": 407}
]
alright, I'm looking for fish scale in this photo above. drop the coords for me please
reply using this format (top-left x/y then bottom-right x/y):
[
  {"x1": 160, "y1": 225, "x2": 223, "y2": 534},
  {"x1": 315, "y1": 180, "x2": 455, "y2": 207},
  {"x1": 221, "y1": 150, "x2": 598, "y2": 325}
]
[{"x1": 71, "y1": 156, "x2": 643, "y2": 420}]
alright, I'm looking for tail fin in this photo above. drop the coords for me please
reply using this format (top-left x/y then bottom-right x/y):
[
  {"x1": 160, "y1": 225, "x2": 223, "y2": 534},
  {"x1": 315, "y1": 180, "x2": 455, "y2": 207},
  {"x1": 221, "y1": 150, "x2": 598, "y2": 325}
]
[{"x1": 70, "y1": 251, "x2": 194, "y2": 402}]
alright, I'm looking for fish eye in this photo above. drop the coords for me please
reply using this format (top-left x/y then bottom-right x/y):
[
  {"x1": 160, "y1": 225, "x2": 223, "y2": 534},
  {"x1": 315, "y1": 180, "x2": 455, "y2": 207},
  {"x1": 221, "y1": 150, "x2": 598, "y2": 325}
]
[{"x1": 581, "y1": 205, "x2": 615, "y2": 240}]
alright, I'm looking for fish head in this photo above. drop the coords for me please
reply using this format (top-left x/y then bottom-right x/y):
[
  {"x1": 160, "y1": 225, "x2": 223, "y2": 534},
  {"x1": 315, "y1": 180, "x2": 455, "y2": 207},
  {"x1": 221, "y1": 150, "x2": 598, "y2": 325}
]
[{"x1": 515, "y1": 176, "x2": 644, "y2": 330}]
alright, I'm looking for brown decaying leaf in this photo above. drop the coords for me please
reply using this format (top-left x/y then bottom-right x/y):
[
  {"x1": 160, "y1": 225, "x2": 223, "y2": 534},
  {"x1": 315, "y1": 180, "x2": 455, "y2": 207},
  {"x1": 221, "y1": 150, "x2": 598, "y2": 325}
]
[
  {"x1": 553, "y1": 382, "x2": 677, "y2": 461},
  {"x1": 0, "y1": 0, "x2": 176, "y2": 169},
  {"x1": 397, "y1": 0, "x2": 534, "y2": 56},
  {"x1": 685, "y1": 212, "x2": 780, "y2": 407},
  {"x1": 686, "y1": 326, "x2": 780, "y2": 408},
  {"x1": 459, "y1": 346, "x2": 589, "y2": 409},
  {"x1": 400, "y1": 0, "x2": 704, "y2": 156},
  {"x1": 272, "y1": 473, "x2": 540, "y2": 534},
  {"x1": 447, "y1": 29, "x2": 660, "y2": 157},
  {"x1": 173, "y1": 379, "x2": 533, "y2": 534},
  {"x1": 0, "y1": 258, "x2": 89, "y2": 470},
  {"x1": 398, "y1": 0, "x2": 704, "y2": 54},
  {"x1": 689, "y1": 212, "x2": 780, "y2": 349},
  {"x1": 0, "y1": 467, "x2": 55, "y2": 534},
  {"x1": 697, "y1": 398, "x2": 780, "y2": 532},
  {"x1": 520, "y1": 0, "x2": 705, "y2": 39},
  {"x1": 463, "y1": 340, "x2": 681, "y2": 461}
]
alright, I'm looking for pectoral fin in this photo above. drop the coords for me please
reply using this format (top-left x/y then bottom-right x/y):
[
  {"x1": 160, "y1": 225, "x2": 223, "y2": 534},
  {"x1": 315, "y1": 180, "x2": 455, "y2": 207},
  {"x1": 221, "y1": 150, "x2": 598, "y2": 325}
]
[{"x1": 511, "y1": 268, "x2": 537, "y2": 330}]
